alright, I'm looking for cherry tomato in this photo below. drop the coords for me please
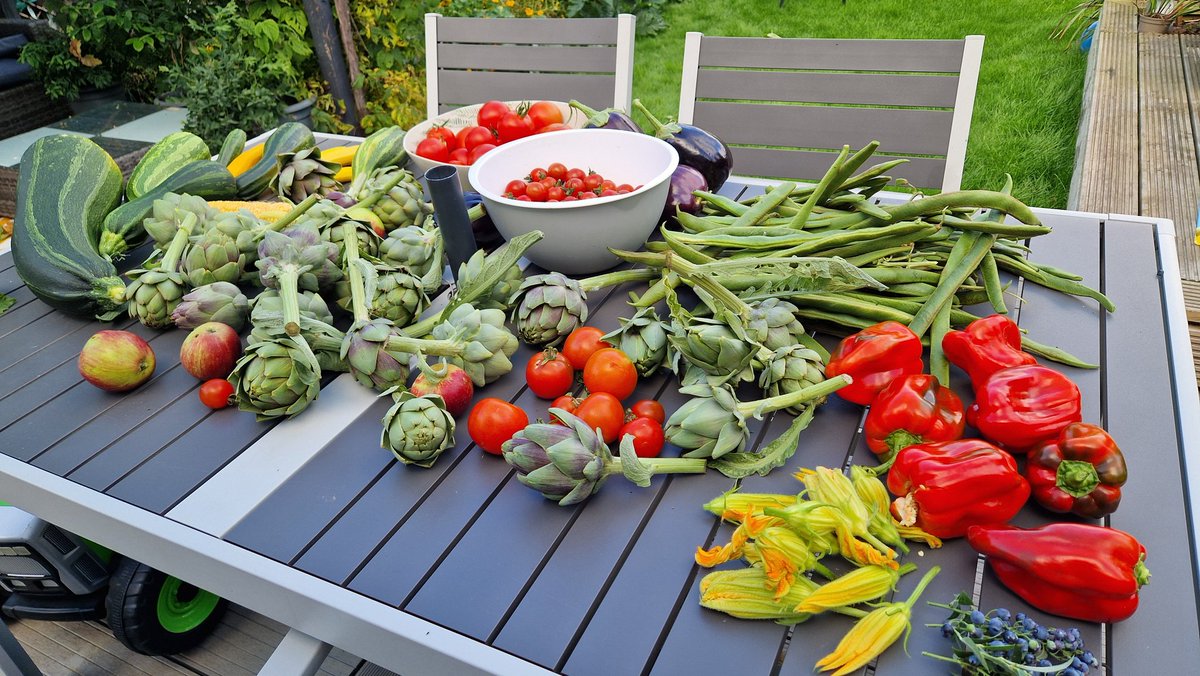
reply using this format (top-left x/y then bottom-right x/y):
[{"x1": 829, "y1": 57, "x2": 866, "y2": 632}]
[
  {"x1": 426, "y1": 125, "x2": 458, "y2": 149},
  {"x1": 505, "y1": 180, "x2": 526, "y2": 198},
  {"x1": 468, "y1": 398, "x2": 529, "y2": 455},
  {"x1": 497, "y1": 112, "x2": 534, "y2": 143},
  {"x1": 540, "y1": 176, "x2": 557, "y2": 189},
  {"x1": 447, "y1": 147, "x2": 470, "y2": 165},
  {"x1": 565, "y1": 168, "x2": 586, "y2": 182},
  {"x1": 199, "y1": 378, "x2": 234, "y2": 409},
  {"x1": 562, "y1": 326, "x2": 613, "y2": 370},
  {"x1": 630, "y1": 400, "x2": 666, "y2": 424},
  {"x1": 524, "y1": 181, "x2": 548, "y2": 202},
  {"x1": 525, "y1": 348, "x2": 575, "y2": 399},
  {"x1": 550, "y1": 394, "x2": 581, "y2": 425},
  {"x1": 617, "y1": 183, "x2": 635, "y2": 193},
  {"x1": 563, "y1": 177, "x2": 585, "y2": 194},
  {"x1": 600, "y1": 179, "x2": 617, "y2": 191},
  {"x1": 516, "y1": 194, "x2": 532, "y2": 201},
  {"x1": 600, "y1": 189, "x2": 618, "y2": 197},
  {"x1": 527, "y1": 100, "x2": 565, "y2": 129},
  {"x1": 415, "y1": 137, "x2": 450, "y2": 163},
  {"x1": 583, "y1": 348, "x2": 638, "y2": 401},
  {"x1": 561, "y1": 195, "x2": 578, "y2": 202},
  {"x1": 574, "y1": 392, "x2": 624, "y2": 443},
  {"x1": 535, "y1": 122, "x2": 572, "y2": 134},
  {"x1": 468, "y1": 143, "x2": 497, "y2": 164},
  {"x1": 577, "y1": 191, "x2": 597, "y2": 200},
  {"x1": 477, "y1": 100, "x2": 511, "y2": 131},
  {"x1": 462, "y1": 126, "x2": 497, "y2": 151},
  {"x1": 546, "y1": 162, "x2": 568, "y2": 180},
  {"x1": 584, "y1": 173, "x2": 604, "y2": 191},
  {"x1": 619, "y1": 418, "x2": 665, "y2": 458},
  {"x1": 528, "y1": 167, "x2": 549, "y2": 181},
  {"x1": 546, "y1": 186, "x2": 566, "y2": 201}
]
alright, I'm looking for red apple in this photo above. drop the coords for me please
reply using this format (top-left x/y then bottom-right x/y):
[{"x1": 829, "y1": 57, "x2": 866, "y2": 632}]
[
  {"x1": 345, "y1": 206, "x2": 387, "y2": 238},
  {"x1": 410, "y1": 361, "x2": 474, "y2": 417},
  {"x1": 180, "y1": 322, "x2": 242, "y2": 381},
  {"x1": 78, "y1": 330, "x2": 156, "y2": 392}
]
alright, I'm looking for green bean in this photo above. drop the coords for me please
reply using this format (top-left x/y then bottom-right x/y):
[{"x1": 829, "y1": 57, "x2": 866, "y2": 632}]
[
  {"x1": 802, "y1": 225, "x2": 940, "y2": 259},
  {"x1": 702, "y1": 225, "x2": 814, "y2": 239},
  {"x1": 930, "y1": 300, "x2": 952, "y2": 387},
  {"x1": 793, "y1": 307, "x2": 878, "y2": 332},
  {"x1": 842, "y1": 292, "x2": 979, "y2": 327},
  {"x1": 955, "y1": 288, "x2": 993, "y2": 307},
  {"x1": 885, "y1": 282, "x2": 940, "y2": 297},
  {"x1": 980, "y1": 251, "x2": 1008, "y2": 314},
  {"x1": 787, "y1": 293, "x2": 914, "y2": 324},
  {"x1": 632, "y1": 278, "x2": 669, "y2": 308},
  {"x1": 731, "y1": 182, "x2": 796, "y2": 227},
  {"x1": 876, "y1": 190, "x2": 1042, "y2": 227},
  {"x1": 694, "y1": 191, "x2": 747, "y2": 216},
  {"x1": 1020, "y1": 337, "x2": 1099, "y2": 369},
  {"x1": 790, "y1": 145, "x2": 850, "y2": 228},
  {"x1": 991, "y1": 253, "x2": 1115, "y2": 311},
  {"x1": 859, "y1": 268, "x2": 942, "y2": 284},
  {"x1": 836, "y1": 158, "x2": 909, "y2": 191},
  {"x1": 662, "y1": 230, "x2": 717, "y2": 265},
  {"x1": 827, "y1": 194, "x2": 892, "y2": 220},
  {"x1": 844, "y1": 246, "x2": 916, "y2": 267},
  {"x1": 830, "y1": 141, "x2": 882, "y2": 189},
  {"x1": 909, "y1": 233, "x2": 994, "y2": 336},
  {"x1": 928, "y1": 214, "x2": 1051, "y2": 238},
  {"x1": 677, "y1": 210, "x2": 727, "y2": 233},
  {"x1": 1035, "y1": 263, "x2": 1085, "y2": 282},
  {"x1": 644, "y1": 240, "x2": 670, "y2": 253}
]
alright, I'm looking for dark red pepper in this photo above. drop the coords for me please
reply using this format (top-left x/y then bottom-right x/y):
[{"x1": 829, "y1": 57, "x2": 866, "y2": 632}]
[
  {"x1": 825, "y1": 321, "x2": 923, "y2": 406},
  {"x1": 942, "y1": 314, "x2": 1037, "y2": 386},
  {"x1": 863, "y1": 374, "x2": 965, "y2": 459},
  {"x1": 967, "y1": 364, "x2": 1082, "y2": 452},
  {"x1": 1026, "y1": 422, "x2": 1127, "y2": 519},
  {"x1": 886, "y1": 438, "x2": 1030, "y2": 539},
  {"x1": 967, "y1": 522, "x2": 1150, "y2": 623}
]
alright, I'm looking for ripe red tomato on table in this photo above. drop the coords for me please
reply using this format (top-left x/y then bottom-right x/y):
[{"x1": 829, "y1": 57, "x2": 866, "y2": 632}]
[
  {"x1": 468, "y1": 398, "x2": 529, "y2": 455},
  {"x1": 575, "y1": 392, "x2": 624, "y2": 443},
  {"x1": 497, "y1": 112, "x2": 534, "y2": 143},
  {"x1": 527, "y1": 100, "x2": 564, "y2": 129},
  {"x1": 619, "y1": 417, "x2": 665, "y2": 457},
  {"x1": 426, "y1": 125, "x2": 458, "y2": 149},
  {"x1": 477, "y1": 100, "x2": 511, "y2": 131},
  {"x1": 416, "y1": 137, "x2": 450, "y2": 163},
  {"x1": 583, "y1": 348, "x2": 638, "y2": 401},
  {"x1": 199, "y1": 378, "x2": 234, "y2": 409},
  {"x1": 630, "y1": 399, "x2": 666, "y2": 424},
  {"x1": 562, "y1": 327, "x2": 612, "y2": 370},
  {"x1": 525, "y1": 348, "x2": 575, "y2": 399},
  {"x1": 550, "y1": 394, "x2": 581, "y2": 425}
]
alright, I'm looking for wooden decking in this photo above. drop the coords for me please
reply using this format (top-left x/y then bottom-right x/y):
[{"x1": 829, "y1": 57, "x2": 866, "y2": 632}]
[
  {"x1": 4, "y1": 605, "x2": 388, "y2": 676},
  {"x1": 1069, "y1": 0, "x2": 1200, "y2": 379}
]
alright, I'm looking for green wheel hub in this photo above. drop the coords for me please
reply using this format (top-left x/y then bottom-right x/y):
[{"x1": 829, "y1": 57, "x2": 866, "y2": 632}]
[{"x1": 155, "y1": 577, "x2": 220, "y2": 634}]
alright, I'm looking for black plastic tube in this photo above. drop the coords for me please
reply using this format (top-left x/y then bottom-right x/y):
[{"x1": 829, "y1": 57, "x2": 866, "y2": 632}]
[{"x1": 425, "y1": 166, "x2": 477, "y2": 281}]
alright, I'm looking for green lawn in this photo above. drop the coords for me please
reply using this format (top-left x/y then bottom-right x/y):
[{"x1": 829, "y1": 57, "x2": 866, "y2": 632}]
[{"x1": 630, "y1": 0, "x2": 1087, "y2": 208}]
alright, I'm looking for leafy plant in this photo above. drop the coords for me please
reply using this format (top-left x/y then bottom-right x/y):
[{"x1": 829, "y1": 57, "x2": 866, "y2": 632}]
[{"x1": 568, "y1": 0, "x2": 682, "y2": 35}]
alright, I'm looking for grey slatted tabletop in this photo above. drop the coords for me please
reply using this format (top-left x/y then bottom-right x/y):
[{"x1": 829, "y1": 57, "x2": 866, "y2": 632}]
[{"x1": 0, "y1": 157, "x2": 1199, "y2": 674}]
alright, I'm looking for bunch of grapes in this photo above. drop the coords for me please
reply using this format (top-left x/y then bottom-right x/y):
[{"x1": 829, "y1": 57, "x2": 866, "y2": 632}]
[{"x1": 923, "y1": 593, "x2": 1101, "y2": 675}]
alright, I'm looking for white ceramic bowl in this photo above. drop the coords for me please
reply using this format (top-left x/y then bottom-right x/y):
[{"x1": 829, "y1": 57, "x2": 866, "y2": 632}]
[
  {"x1": 404, "y1": 101, "x2": 585, "y2": 192},
  {"x1": 467, "y1": 129, "x2": 679, "y2": 274}
]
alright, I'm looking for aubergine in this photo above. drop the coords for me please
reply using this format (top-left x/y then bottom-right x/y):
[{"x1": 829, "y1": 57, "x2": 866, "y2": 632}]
[
  {"x1": 634, "y1": 99, "x2": 732, "y2": 193},
  {"x1": 568, "y1": 100, "x2": 642, "y2": 133},
  {"x1": 663, "y1": 164, "x2": 708, "y2": 223},
  {"x1": 462, "y1": 191, "x2": 504, "y2": 252}
]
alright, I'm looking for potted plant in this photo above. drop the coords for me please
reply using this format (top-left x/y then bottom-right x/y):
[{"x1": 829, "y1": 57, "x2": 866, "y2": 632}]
[
  {"x1": 1139, "y1": 0, "x2": 1200, "y2": 33},
  {"x1": 16, "y1": 0, "x2": 127, "y2": 112}
]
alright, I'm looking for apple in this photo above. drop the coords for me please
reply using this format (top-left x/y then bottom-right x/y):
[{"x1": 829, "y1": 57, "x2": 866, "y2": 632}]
[
  {"x1": 78, "y1": 330, "x2": 156, "y2": 392},
  {"x1": 180, "y1": 322, "x2": 242, "y2": 381},
  {"x1": 410, "y1": 362, "x2": 474, "y2": 417},
  {"x1": 345, "y1": 206, "x2": 387, "y2": 238}
]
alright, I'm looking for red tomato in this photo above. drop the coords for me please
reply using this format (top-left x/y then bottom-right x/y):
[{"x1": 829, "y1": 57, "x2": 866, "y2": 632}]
[
  {"x1": 540, "y1": 176, "x2": 557, "y2": 188},
  {"x1": 599, "y1": 189, "x2": 618, "y2": 197},
  {"x1": 535, "y1": 123, "x2": 572, "y2": 134},
  {"x1": 497, "y1": 113, "x2": 534, "y2": 143},
  {"x1": 468, "y1": 398, "x2": 529, "y2": 455},
  {"x1": 199, "y1": 378, "x2": 234, "y2": 409},
  {"x1": 584, "y1": 173, "x2": 604, "y2": 191},
  {"x1": 583, "y1": 348, "x2": 638, "y2": 401},
  {"x1": 619, "y1": 418, "x2": 665, "y2": 458},
  {"x1": 525, "y1": 348, "x2": 575, "y2": 399},
  {"x1": 550, "y1": 394, "x2": 581, "y2": 425},
  {"x1": 575, "y1": 392, "x2": 624, "y2": 443},
  {"x1": 477, "y1": 100, "x2": 511, "y2": 131},
  {"x1": 630, "y1": 400, "x2": 666, "y2": 424},
  {"x1": 563, "y1": 177, "x2": 585, "y2": 194},
  {"x1": 516, "y1": 195, "x2": 532, "y2": 201},
  {"x1": 546, "y1": 186, "x2": 566, "y2": 201},
  {"x1": 565, "y1": 168, "x2": 586, "y2": 182},
  {"x1": 577, "y1": 191, "x2": 597, "y2": 200},
  {"x1": 524, "y1": 181, "x2": 548, "y2": 202},
  {"x1": 617, "y1": 183, "x2": 635, "y2": 193},
  {"x1": 462, "y1": 126, "x2": 497, "y2": 151},
  {"x1": 546, "y1": 163, "x2": 568, "y2": 180},
  {"x1": 561, "y1": 195, "x2": 578, "y2": 202},
  {"x1": 505, "y1": 180, "x2": 527, "y2": 198},
  {"x1": 562, "y1": 326, "x2": 613, "y2": 370},
  {"x1": 468, "y1": 143, "x2": 497, "y2": 164},
  {"x1": 416, "y1": 137, "x2": 450, "y2": 163},
  {"x1": 601, "y1": 179, "x2": 617, "y2": 191},
  {"x1": 529, "y1": 167, "x2": 549, "y2": 182},
  {"x1": 426, "y1": 125, "x2": 458, "y2": 149},
  {"x1": 447, "y1": 147, "x2": 470, "y2": 165},
  {"x1": 527, "y1": 100, "x2": 564, "y2": 129}
]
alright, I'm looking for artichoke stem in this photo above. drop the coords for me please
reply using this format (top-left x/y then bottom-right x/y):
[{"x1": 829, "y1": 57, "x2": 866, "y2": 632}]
[
  {"x1": 614, "y1": 457, "x2": 708, "y2": 476},
  {"x1": 278, "y1": 265, "x2": 303, "y2": 336},
  {"x1": 384, "y1": 334, "x2": 462, "y2": 359},
  {"x1": 269, "y1": 193, "x2": 321, "y2": 232},
  {"x1": 160, "y1": 211, "x2": 198, "y2": 271},
  {"x1": 352, "y1": 170, "x2": 406, "y2": 210},
  {"x1": 343, "y1": 220, "x2": 371, "y2": 322},
  {"x1": 737, "y1": 374, "x2": 852, "y2": 417},
  {"x1": 579, "y1": 267, "x2": 657, "y2": 292}
]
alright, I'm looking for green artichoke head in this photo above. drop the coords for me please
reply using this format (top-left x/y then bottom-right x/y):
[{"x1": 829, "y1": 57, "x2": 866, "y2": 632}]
[
  {"x1": 747, "y1": 298, "x2": 807, "y2": 352},
  {"x1": 172, "y1": 281, "x2": 249, "y2": 331},
  {"x1": 275, "y1": 147, "x2": 341, "y2": 203},
  {"x1": 256, "y1": 224, "x2": 342, "y2": 292},
  {"x1": 428, "y1": 303, "x2": 518, "y2": 386},
  {"x1": 509, "y1": 272, "x2": 588, "y2": 346},
  {"x1": 381, "y1": 391, "x2": 456, "y2": 467},
  {"x1": 663, "y1": 383, "x2": 748, "y2": 459},
  {"x1": 502, "y1": 408, "x2": 614, "y2": 506},
  {"x1": 182, "y1": 227, "x2": 248, "y2": 287},
  {"x1": 341, "y1": 317, "x2": 411, "y2": 392},
  {"x1": 758, "y1": 344, "x2": 827, "y2": 413},
  {"x1": 603, "y1": 306, "x2": 669, "y2": 377},
  {"x1": 669, "y1": 317, "x2": 756, "y2": 386},
  {"x1": 144, "y1": 193, "x2": 219, "y2": 250},
  {"x1": 229, "y1": 330, "x2": 323, "y2": 421}
]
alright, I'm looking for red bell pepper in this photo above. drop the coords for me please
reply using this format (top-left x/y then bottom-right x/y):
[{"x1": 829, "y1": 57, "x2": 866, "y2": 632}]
[
  {"x1": 967, "y1": 522, "x2": 1150, "y2": 623},
  {"x1": 863, "y1": 374, "x2": 965, "y2": 459},
  {"x1": 967, "y1": 364, "x2": 1082, "y2": 452},
  {"x1": 941, "y1": 314, "x2": 1037, "y2": 386},
  {"x1": 825, "y1": 321, "x2": 923, "y2": 406},
  {"x1": 1026, "y1": 422, "x2": 1127, "y2": 519},
  {"x1": 886, "y1": 439, "x2": 1030, "y2": 539}
]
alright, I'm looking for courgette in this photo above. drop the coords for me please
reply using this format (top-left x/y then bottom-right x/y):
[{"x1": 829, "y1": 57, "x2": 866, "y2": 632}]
[
  {"x1": 347, "y1": 126, "x2": 408, "y2": 197},
  {"x1": 234, "y1": 123, "x2": 316, "y2": 199},
  {"x1": 217, "y1": 129, "x2": 247, "y2": 166},
  {"x1": 12, "y1": 136, "x2": 127, "y2": 320},
  {"x1": 100, "y1": 160, "x2": 238, "y2": 258},
  {"x1": 126, "y1": 132, "x2": 210, "y2": 200}
]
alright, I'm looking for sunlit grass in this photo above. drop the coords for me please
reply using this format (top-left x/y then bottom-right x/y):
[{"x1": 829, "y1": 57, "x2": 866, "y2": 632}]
[{"x1": 631, "y1": 0, "x2": 1087, "y2": 208}]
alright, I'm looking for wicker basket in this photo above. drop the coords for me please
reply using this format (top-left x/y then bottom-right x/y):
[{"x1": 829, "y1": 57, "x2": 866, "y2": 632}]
[{"x1": 0, "y1": 143, "x2": 148, "y2": 219}]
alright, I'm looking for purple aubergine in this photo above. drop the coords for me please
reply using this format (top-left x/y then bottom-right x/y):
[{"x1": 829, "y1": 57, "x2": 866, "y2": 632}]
[
  {"x1": 568, "y1": 100, "x2": 642, "y2": 133},
  {"x1": 663, "y1": 165, "x2": 708, "y2": 222},
  {"x1": 462, "y1": 191, "x2": 504, "y2": 252},
  {"x1": 634, "y1": 99, "x2": 732, "y2": 193}
]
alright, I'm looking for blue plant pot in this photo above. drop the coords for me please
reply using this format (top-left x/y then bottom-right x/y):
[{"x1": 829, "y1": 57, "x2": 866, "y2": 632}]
[{"x1": 1081, "y1": 20, "x2": 1099, "y2": 53}]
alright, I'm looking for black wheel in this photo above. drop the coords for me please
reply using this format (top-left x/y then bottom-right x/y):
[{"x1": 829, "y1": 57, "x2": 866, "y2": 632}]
[{"x1": 105, "y1": 558, "x2": 226, "y2": 655}]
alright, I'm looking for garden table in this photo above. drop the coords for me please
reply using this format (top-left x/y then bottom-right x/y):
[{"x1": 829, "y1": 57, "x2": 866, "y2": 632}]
[{"x1": 0, "y1": 137, "x2": 1197, "y2": 674}]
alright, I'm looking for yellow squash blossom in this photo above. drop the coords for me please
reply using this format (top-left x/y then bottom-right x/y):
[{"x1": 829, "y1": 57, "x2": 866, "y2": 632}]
[{"x1": 795, "y1": 563, "x2": 914, "y2": 614}]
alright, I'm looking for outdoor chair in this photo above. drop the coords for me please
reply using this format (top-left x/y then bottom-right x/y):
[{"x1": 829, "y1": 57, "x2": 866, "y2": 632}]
[
  {"x1": 424, "y1": 12, "x2": 636, "y2": 119},
  {"x1": 676, "y1": 33, "x2": 985, "y2": 192}
]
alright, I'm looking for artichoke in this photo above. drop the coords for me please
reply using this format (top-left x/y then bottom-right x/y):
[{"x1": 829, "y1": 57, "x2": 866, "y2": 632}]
[
  {"x1": 381, "y1": 391, "x2": 455, "y2": 467},
  {"x1": 384, "y1": 303, "x2": 518, "y2": 387},
  {"x1": 229, "y1": 326, "x2": 323, "y2": 421},
  {"x1": 144, "y1": 193, "x2": 219, "y2": 250},
  {"x1": 211, "y1": 209, "x2": 269, "y2": 260},
  {"x1": 338, "y1": 223, "x2": 411, "y2": 392},
  {"x1": 509, "y1": 272, "x2": 588, "y2": 346},
  {"x1": 664, "y1": 376, "x2": 852, "y2": 459},
  {"x1": 758, "y1": 344, "x2": 827, "y2": 413},
  {"x1": 172, "y1": 282, "x2": 249, "y2": 330},
  {"x1": 251, "y1": 289, "x2": 334, "y2": 327},
  {"x1": 275, "y1": 147, "x2": 341, "y2": 203},
  {"x1": 457, "y1": 250, "x2": 523, "y2": 311},
  {"x1": 357, "y1": 167, "x2": 433, "y2": 233},
  {"x1": 747, "y1": 298, "x2": 808, "y2": 352},
  {"x1": 333, "y1": 263, "x2": 429, "y2": 327},
  {"x1": 502, "y1": 409, "x2": 706, "y2": 506},
  {"x1": 603, "y1": 307, "x2": 670, "y2": 377},
  {"x1": 256, "y1": 224, "x2": 342, "y2": 292},
  {"x1": 182, "y1": 227, "x2": 248, "y2": 287},
  {"x1": 321, "y1": 206, "x2": 383, "y2": 260},
  {"x1": 378, "y1": 218, "x2": 444, "y2": 292},
  {"x1": 126, "y1": 212, "x2": 196, "y2": 328},
  {"x1": 668, "y1": 317, "x2": 756, "y2": 386}
]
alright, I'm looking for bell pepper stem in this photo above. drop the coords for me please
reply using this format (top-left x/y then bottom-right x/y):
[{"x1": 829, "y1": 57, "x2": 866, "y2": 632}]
[
  {"x1": 885, "y1": 430, "x2": 923, "y2": 457},
  {"x1": 736, "y1": 374, "x2": 852, "y2": 418},
  {"x1": 1056, "y1": 458, "x2": 1101, "y2": 498},
  {"x1": 1135, "y1": 554, "x2": 1152, "y2": 587}
]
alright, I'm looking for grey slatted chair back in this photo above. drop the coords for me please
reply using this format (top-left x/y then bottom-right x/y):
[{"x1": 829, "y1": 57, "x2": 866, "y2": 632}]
[
  {"x1": 677, "y1": 33, "x2": 985, "y2": 192},
  {"x1": 425, "y1": 13, "x2": 636, "y2": 119}
]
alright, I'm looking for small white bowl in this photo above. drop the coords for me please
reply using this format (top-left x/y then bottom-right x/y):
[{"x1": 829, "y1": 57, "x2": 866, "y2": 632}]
[
  {"x1": 467, "y1": 129, "x2": 679, "y2": 274},
  {"x1": 404, "y1": 101, "x2": 585, "y2": 192}
]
